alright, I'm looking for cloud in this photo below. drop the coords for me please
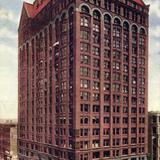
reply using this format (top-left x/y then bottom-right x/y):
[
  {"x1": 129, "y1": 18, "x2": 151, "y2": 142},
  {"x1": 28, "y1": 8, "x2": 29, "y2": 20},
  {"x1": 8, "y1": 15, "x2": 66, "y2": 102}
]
[
  {"x1": 0, "y1": 27, "x2": 17, "y2": 39},
  {"x1": 0, "y1": 8, "x2": 18, "y2": 23}
]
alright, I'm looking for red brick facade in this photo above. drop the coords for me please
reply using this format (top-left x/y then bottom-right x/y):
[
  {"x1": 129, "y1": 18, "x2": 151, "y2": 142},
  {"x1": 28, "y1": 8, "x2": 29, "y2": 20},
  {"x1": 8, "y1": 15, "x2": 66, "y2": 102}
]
[{"x1": 18, "y1": 0, "x2": 149, "y2": 159}]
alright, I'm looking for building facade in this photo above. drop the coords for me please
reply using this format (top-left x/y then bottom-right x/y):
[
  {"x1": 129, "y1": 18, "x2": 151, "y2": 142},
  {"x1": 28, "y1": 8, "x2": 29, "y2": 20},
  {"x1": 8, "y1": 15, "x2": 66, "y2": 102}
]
[
  {"x1": 0, "y1": 120, "x2": 17, "y2": 160},
  {"x1": 18, "y1": 0, "x2": 149, "y2": 159},
  {"x1": 148, "y1": 112, "x2": 160, "y2": 160}
]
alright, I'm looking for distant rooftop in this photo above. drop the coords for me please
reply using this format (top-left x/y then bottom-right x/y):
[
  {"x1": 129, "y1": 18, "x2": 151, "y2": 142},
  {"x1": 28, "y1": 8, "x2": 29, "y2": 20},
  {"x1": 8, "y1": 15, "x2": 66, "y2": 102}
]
[{"x1": 0, "y1": 119, "x2": 17, "y2": 125}]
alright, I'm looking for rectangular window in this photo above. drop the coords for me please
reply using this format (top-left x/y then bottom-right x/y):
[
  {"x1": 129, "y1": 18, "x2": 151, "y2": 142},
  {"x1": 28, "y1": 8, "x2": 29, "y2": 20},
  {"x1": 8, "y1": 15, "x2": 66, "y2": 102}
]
[
  {"x1": 81, "y1": 17, "x2": 89, "y2": 27},
  {"x1": 80, "y1": 67, "x2": 90, "y2": 77},
  {"x1": 80, "y1": 92, "x2": 90, "y2": 100},
  {"x1": 80, "y1": 55, "x2": 90, "y2": 64},
  {"x1": 80, "y1": 79, "x2": 90, "y2": 89},
  {"x1": 80, "y1": 43, "x2": 89, "y2": 52},
  {"x1": 80, "y1": 30, "x2": 89, "y2": 40}
]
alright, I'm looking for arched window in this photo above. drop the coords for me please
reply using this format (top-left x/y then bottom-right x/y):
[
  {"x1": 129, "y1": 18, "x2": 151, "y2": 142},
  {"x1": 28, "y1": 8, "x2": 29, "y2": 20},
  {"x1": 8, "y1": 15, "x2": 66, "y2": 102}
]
[
  {"x1": 104, "y1": 14, "x2": 111, "y2": 24},
  {"x1": 140, "y1": 28, "x2": 146, "y2": 35},
  {"x1": 93, "y1": 10, "x2": 101, "y2": 20},
  {"x1": 68, "y1": 7, "x2": 74, "y2": 17},
  {"x1": 132, "y1": 25, "x2": 138, "y2": 33},
  {"x1": 123, "y1": 21, "x2": 129, "y2": 31},
  {"x1": 81, "y1": 5, "x2": 90, "y2": 14},
  {"x1": 114, "y1": 18, "x2": 121, "y2": 26},
  {"x1": 61, "y1": 13, "x2": 67, "y2": 21}
]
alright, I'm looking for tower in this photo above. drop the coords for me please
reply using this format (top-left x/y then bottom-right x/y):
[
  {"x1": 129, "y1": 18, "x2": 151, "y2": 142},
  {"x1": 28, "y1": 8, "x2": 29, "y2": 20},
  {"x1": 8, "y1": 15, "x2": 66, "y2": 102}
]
[{"x1": 18, "y1": 0, "x2": 149, "y2": 159}]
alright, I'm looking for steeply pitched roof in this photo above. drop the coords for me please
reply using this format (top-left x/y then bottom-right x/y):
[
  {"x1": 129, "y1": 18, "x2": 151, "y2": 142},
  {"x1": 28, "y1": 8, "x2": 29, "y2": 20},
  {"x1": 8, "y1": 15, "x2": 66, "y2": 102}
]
[
  {"x1": 24, "y1": 0, "x2": 50, "y2": 18},
  {"x1": 133, "y1": 0, "x2": 145, "y2": 6}
]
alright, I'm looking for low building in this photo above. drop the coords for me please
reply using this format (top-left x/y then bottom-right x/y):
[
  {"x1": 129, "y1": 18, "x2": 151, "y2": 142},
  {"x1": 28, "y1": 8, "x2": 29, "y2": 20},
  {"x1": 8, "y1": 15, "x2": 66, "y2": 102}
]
[
  {"x1": 148, "y1": 111, "x2": 160, "y2": 160},
  {"x1": 0, "y1": 120, "x2": 17, "y2": 160}
]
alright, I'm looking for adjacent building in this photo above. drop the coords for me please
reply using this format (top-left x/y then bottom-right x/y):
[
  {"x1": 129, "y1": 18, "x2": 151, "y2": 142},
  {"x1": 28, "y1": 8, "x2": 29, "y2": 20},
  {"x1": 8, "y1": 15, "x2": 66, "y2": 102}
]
[
  {"x1": 0, "y1": 120, "x2": 17, "y2": 160},
  {"x1": 18, "y1": 0, "x2": 149, "y2": 159},
  {"x1": 148, "y1": 112, "x2": 160, "y2": 160}
]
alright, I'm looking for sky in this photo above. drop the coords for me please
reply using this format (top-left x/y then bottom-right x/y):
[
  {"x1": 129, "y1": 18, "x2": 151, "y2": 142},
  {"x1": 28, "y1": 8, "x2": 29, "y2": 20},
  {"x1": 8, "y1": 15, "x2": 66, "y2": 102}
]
[{"x1": 0, "y1": 0, "x2": 159, "y2": 119}]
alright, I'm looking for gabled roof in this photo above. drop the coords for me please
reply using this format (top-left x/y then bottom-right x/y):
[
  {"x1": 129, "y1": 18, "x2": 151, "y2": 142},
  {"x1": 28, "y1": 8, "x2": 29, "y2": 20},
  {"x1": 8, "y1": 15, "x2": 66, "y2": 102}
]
[
  {"x1": 133, "y1": 0, "x2": 145, "y2": 6},
  {"x1": 23, "y1": 0, "x2": 50, "y2": 18}
]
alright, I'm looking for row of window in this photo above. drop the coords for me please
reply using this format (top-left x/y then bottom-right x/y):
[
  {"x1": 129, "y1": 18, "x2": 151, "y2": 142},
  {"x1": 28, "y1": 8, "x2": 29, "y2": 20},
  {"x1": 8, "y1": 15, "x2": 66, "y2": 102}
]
[
  {"x1": 80, "y1": 91, "x2": 145, "y2": 104},
  {"x1": 80, "y1": 137, "x2": 145, "y2": 149},
  {"x1": 80, "y1": 3, "x2": 147, "y2": 25},
  {"x1": 80, "y1": 116, "x2": 145, "y2": 124}
]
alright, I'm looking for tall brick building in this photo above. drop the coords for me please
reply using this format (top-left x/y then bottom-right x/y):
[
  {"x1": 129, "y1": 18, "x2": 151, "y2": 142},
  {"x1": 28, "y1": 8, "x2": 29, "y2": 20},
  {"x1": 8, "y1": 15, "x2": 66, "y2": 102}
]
[{"x1": 18, "y1": 0, "x2": 149, "y2": 159}]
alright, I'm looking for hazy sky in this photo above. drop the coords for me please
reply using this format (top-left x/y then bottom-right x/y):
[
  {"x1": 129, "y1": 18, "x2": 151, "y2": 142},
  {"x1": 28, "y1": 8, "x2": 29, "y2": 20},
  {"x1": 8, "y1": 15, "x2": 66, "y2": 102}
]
[{"x1": 0, "y1": 0, "x2": 159, "y2": 119}]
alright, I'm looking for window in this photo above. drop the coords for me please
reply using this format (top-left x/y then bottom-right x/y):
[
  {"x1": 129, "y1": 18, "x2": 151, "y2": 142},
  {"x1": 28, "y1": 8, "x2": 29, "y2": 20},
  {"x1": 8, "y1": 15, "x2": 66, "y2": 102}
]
[
  {"x1": 93, "y1": 151, "x2": 100, "y2": 158},
  {"x1": 113, "y1": 51, "x2": 121, "y2": 59},
  {"x1": 113, "y1": 72, "x2": 121, "y2": 81},
  {"x1": 93, "y1": 70, "x2": 100, "y2": 79},
  {"x1": 93, "y1": 46, "x2": 100, "y2": 56},
  {"x1": 104, "y1": 117, "x2": 110, "y2": 123},
  {"x1": 93, "y1": 105, "x2": 100, "y2": 112},
  {"x1": 104, "y1": 105, "x2": 110, "y2": 112},
  {"x1": 80, "y1": 79, "x2": 90, "y2": 89},
  {"x1": 80, "y1": 92, "x2": 90, "y2": 100},
  {"x1": 92, "y1": 116, "x2": 99, "y2": 124},
  {"x1": 81, "y1": 5, "x2": 90, "y2": 14},
  {"x1": 93, "y1": 58, "x2": 100, "y2": 67},
  {"x1": 93, "y1": 128, "x2": 100, "y2": 135},
  {"x1": 80, "y1": 117, "x2": 89, "y2": 124},
  {"x1": 113, "y1": 138, "x2": 120, "y2": 146},
  {"x1": 113, "y1": 83, "x2": 121, "y2": 92},
  {"x1": 104, "y1": 37, "x2": 110, "y2": 47},
  {"x1": 104, "y1": 26, "x2": 110, "y2": 35},
  {"x1": 80, "y1": 30, "x2": 89, "y2": 40},
  {"x1": 113, "y1": 62, "x2": 120, "y2": 70},
  {"x1": 104, "y1": 94, "x2": 110, "y2": 102},
  {"x1": 93, "y1": 81, "x2": 100, "y2": 90},
  {"x1": 113, "y1": 28, "x2": 121, "y2": 37},
  {"x1": 93, "y1": 23, "x2": 100, "y2": 32},
  {"x1": 103, "y1": 151, "x2": 110, "y2": 158},
  {"x1": 123, "y1": 138, "x2": 128, "y2": 145},
  {"x1": 80, "y1": 129, "x2": 89, "y2": 136},
  {"x1": 103, "y1": 139, "x2": 110, "y2": 146},
  {"x1": 93, "y1": 34, "x2": 100, "y2": 44},
  {"x1": 123, "y1": 85, "x2": 128, "y2": 93},
  {"x1": 139, "y1": 77, "x2": 145, "y2": 85},
  {"x1": 132, "y1": 87, "x2": 136, "y2": 95},
  {"x1": 80, "y1": 67, "x2": 90, "y2": 77},
  {"x1": 104, "y1": 83, "x2": 110, "y2": 91},
  {"x1": 139, "y1": 58, "x2": 145, "y2": 65},
  {"x1": 123, "y1": 65, "x2": 128, "y2": 73},
  {"x1": 122, "y1": 149, "x2": 128, "y2": 155},
  {"x1": 80, "y1": 43, "x2": 89, "y2": 52},
  {"x1": 93, "y1": 93, "x2": 100, "y2": 101},
  {"x1": 104, "y1": 60, "x2": 110, "y2": 69},
  {"x1": 113, "y1": 117, "x2": 120, "y2": 123},
  {"x1": 139, "y1": 87, "x2": 145, "y2": 95},
  {"x1": 113, "y1": 95, "x2": 120, "y2": 103},
  {"x1": 103, "y1": 128, "x2": 110, "y2": 135},
  {"x1": 104, "y1": 72, "x2": 110, "y2": 81},
  {"x1": 123, "y1": 128, "x2": 128, "y2": 134},
  {"x1": 123, "y1": 117, "x2": 128, "y2": 124},
  {"x1": 81, "y1": 17, "x2": 89, "y2": 27},
  {"x1": 104, "y1": 49, "x2": 110, "y2": 58},
  {"x1": 132, "y1": 77, "x2": 137, "y2": 85},
  {"x1": 104, "y1": 1, "x2": 111, "y2": 10},
  {"x1": 81, "y1": 104, "x2": 90, "y2": 112},
  {"x1": 93, "y1": 10, "x2": 101, "y2": 20},
  {"x1": 80, "y1": 55, "x2": 90, "y2": 64}
]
